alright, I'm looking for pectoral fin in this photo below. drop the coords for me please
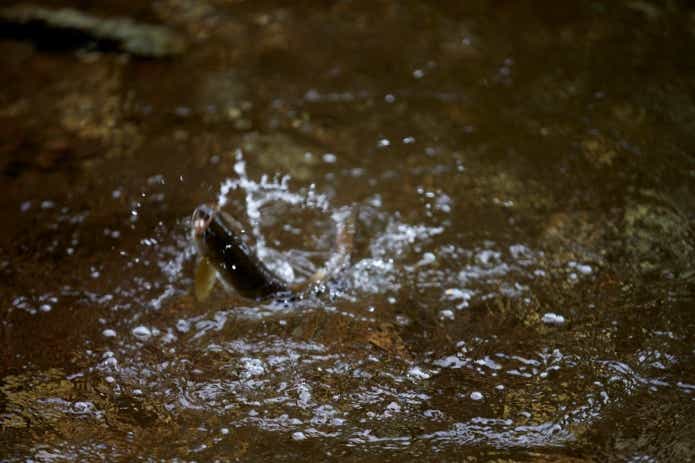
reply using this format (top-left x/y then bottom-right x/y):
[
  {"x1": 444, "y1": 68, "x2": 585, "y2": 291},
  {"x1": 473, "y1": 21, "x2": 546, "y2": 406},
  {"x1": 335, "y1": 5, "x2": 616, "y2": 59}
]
[{"x1": 194, "y1": 257, "x2": 218, "y2": 301}]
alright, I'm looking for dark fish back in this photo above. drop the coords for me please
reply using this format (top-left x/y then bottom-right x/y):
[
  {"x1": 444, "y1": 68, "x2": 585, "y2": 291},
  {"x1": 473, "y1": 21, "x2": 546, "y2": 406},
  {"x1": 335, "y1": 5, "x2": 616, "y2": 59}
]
[{"x1": 202, "y1": 212, "x2": 288, "y2": 300}]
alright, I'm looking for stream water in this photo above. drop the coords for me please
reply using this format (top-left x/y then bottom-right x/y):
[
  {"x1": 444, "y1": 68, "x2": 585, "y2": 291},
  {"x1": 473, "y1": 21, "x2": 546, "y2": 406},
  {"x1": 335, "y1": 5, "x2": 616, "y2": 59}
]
[{"x1": 1, "y1": 1, "x2": 695, "y2": 461}]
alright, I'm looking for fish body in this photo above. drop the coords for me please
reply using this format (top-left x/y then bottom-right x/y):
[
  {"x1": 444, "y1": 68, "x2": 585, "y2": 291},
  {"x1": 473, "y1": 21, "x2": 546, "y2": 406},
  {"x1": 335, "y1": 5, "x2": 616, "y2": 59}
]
[{"x1": 192, "y1": 203, "x2": 354, "y2": 301}]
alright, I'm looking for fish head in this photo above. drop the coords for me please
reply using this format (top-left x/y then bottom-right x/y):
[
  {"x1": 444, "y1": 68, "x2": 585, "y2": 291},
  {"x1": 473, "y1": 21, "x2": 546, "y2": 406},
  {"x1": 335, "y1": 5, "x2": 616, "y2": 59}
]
[
  {"x1": 192, "y1": 203, "x2": 217, "y2": 238},
  {"x1": 192, "y1": 203, "x2": 248, "y2": 261}
]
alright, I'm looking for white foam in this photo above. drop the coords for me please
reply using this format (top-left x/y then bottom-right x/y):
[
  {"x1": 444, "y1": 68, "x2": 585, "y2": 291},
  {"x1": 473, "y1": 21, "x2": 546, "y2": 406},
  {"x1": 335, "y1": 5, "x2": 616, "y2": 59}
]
[{"x1": 542, "y1": 313, "x2": 566, "y2": 325}]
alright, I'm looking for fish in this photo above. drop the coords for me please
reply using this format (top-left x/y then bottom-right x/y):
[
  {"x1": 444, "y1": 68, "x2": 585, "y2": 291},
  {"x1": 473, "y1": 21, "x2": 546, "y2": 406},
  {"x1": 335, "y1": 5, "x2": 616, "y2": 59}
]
[{"x1": 192, "y1": 203, "x2": 355, "y2": 301}]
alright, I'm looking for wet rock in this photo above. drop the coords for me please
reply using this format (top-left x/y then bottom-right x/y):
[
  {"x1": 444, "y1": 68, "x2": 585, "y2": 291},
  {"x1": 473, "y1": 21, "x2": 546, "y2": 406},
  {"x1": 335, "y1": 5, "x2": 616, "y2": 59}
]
[
  {"x1": 581, "y1": 135, "x2": 619, "y2": 168},
  {"x1": 626, "y1": 1, "x2": 663, "y2": 21},
  {"x1": 1, "y1": 56, "x2": 140, "y2": 177},
  {"x1": 0, "y1": 4, "x2": 185, "y2": 57},
  {"x1": 480, "y1": 170, "x2": 555, "y2": 215},
  {"x1": 199, "y1": 71, "x2": 252, "y2": 127},
  {"x1": 58, "y1": 61, "x2": 142, "y2": 161},
  {"x1": 239, "y1": 132, "x2": 320, "y2": 181},
  {"x1": 0, "y1": 368, "x2": 74, "y2": 429},
  {"x1": 623, "y1": 189, "x2": 694, "y2": 274},
  {"x1": 366, "y1": 322, "x2": 412, "y2": 360}
]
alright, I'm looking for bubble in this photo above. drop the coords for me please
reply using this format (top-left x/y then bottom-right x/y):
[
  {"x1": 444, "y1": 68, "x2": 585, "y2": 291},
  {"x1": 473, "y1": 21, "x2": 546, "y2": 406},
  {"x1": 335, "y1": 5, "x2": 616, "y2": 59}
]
[
  {"x1": 577, "y1": 264, "x2": 593, "y2": 275},
  {"x1": 416, "y1": 252, "x2": 436, "y2": 267},
  {"x1": 433, "y1": 355, "x2": 465, "y2": 369},
  {"x1": 132, "y1": 325, "x2": 152, "y2": 340},
  {"x1": 408, "y1": 366, "x2": 431, "y2": 380},
  {"x1": 176, "y1": 319, "x2": 191, "y2": 333},
  {"x1": 385, "y1": 402, "x2": 401, "y2": 414}
]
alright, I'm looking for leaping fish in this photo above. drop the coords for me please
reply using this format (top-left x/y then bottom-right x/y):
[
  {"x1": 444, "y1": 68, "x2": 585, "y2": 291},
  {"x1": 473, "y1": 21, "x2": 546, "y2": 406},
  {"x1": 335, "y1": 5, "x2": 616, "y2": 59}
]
[{"x1": 191, "y1": 203, "x2": 355, "y2": 301}]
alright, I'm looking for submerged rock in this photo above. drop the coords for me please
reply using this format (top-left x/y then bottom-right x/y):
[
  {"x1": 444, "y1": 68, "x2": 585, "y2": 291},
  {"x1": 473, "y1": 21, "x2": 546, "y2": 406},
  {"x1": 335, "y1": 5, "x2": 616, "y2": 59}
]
[
  {"x1": 624, "y1": 189, "x2": 694, "y2": 274},
  {"x1": 0, "y1": 4, "x2": 185, "y2": 57},
  {"x1": 240, "y1": 132, "x2": 320, "y2": 181}
]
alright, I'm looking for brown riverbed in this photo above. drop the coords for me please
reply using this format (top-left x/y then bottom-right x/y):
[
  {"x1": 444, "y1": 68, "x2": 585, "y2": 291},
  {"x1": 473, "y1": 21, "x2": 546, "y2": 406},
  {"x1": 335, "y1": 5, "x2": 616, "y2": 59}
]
[{"x1": 1, "y1": 1, "x2": 695, "y2": 461}]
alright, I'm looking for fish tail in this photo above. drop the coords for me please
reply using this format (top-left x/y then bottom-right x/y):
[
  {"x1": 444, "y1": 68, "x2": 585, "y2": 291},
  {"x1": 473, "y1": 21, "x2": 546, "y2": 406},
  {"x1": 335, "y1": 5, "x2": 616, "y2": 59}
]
[{"x1": 303, "y1": 205, "x2": 357, "y2": 289}]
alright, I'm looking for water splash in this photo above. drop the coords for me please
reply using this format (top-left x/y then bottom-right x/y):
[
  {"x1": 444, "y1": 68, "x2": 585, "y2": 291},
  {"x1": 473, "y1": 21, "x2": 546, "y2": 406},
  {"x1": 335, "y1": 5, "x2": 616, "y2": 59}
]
[{"x1": 215, "y1": 150, "x2": 334, "y2": 284}]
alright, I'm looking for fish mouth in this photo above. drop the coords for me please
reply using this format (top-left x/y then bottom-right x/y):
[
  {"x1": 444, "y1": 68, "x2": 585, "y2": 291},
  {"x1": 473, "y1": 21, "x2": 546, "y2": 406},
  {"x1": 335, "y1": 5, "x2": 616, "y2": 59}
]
[{"x1": 192, "y1": 203, "x2": 217, "y2": 237}]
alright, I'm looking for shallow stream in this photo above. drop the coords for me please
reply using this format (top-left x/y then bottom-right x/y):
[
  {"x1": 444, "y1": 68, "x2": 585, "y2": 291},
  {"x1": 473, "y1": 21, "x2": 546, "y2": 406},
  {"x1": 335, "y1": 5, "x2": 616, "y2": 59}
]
[{"x1": 1, "y1": 1, "x2": 695, "y2": 461}]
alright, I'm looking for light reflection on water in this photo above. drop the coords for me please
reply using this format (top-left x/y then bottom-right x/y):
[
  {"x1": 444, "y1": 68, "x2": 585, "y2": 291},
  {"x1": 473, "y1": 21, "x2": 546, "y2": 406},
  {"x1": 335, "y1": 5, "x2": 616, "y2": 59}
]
[{"x1": 5, "y1": 157, "x2": 692, "y2": 460}]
